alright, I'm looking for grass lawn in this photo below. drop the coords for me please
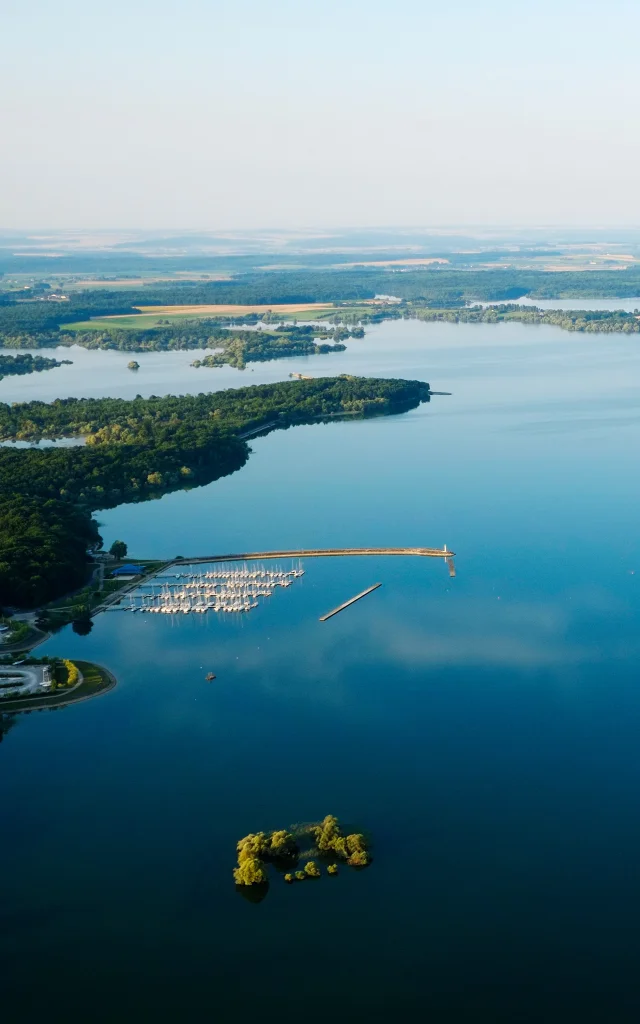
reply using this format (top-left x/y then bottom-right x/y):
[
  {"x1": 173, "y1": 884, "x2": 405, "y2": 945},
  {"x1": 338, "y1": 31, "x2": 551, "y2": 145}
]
[
  {"x1": 73, "y1": 660, "x2": 116, "y2": 696},
  {"x1": 60, "y1": 303, "x2": 338, "y2": 332},
  {"x1": 43, "y1": 560, "x2": 165, "y2": 614},
  {"x1": 60, "y1": 316, "x2": 167, "y2": 331},
  {"x1": 60, "y1": 312, "x2": 240, "y2": 331}
]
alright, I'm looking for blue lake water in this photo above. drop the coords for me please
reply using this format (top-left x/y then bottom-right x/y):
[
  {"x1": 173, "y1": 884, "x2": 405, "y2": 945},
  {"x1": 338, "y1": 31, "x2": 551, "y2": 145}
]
[{"x1": 2, "y1": 319, "x2": 640, "y2": 1021}]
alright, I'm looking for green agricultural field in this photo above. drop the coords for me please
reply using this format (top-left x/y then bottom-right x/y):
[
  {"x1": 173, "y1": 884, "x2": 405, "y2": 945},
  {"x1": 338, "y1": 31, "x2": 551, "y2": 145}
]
[
  {"x1": 292, "y1": 304, "x2": 375, "y2": 322},
  {"x1": 61, "y1": 310, "x2": 266, "y2": 331},
  {"x1": 59, "y1": 315, "x2": 166, "y2": 331},
  {"x1": 60, "y1": 304, "x2": 343, "y2": 332}
]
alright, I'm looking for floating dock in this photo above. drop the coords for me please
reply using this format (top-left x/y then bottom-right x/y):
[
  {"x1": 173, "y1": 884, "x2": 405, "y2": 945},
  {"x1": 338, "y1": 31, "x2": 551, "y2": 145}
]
[{"x1": 319, "y1": 583, "x2": 382, "y2": 621}]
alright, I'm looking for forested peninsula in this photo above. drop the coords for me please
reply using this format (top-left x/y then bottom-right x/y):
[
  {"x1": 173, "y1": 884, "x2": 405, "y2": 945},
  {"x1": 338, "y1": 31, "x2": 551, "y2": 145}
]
[
  {"x1": 0, "y1": 353, "x2": 72, "y2": 379},
  {"x1": 0, "y1": 376, "x2": 430, "y2": 608},
  {"x1": 410, "y1": 304, "x2": 640, "y2": 333}
]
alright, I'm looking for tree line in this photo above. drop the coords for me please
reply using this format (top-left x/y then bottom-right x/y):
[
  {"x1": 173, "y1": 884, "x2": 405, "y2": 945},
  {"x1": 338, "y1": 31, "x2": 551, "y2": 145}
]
[
  {"x1": 57, "y1": 268, "x2": 640, "y2": 305},
  {"x1": 410, "y1": 304, "x2": 640, "y2": 333}
]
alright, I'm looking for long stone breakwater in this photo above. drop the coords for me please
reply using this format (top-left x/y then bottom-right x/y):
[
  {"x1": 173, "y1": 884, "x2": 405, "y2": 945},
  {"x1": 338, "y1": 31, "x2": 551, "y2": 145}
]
[{"x1": 173, "y1": 547, "x2": 454, "y2": 564}]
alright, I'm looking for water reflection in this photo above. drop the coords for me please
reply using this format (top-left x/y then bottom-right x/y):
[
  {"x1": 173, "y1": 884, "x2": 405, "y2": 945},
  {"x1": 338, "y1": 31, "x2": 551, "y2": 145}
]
[
  {"x1": 0, "y1": 713, "x2": 18, "y2": 744},
  {"x1": 0, "y1": 437, "x2": 85, "y2": 448},
  {"x1": 235, "y1": 882, "x2": 269, "y2": 904}
]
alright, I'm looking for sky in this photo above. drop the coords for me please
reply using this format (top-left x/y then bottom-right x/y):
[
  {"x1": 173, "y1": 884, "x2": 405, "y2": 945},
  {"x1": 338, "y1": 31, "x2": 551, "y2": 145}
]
[{"x1": 2, "y1": 0, "x2": 640, "y2": 230}]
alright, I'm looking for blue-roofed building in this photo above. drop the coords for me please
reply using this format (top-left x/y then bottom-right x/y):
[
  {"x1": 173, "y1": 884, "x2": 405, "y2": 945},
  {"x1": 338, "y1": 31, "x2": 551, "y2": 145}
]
[{"x1": 111, "y1": 564, "x2": 145, "y2": 577}]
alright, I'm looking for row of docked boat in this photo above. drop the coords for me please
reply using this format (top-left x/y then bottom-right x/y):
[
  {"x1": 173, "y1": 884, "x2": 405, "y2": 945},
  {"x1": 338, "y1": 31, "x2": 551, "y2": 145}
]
[
  {"x1": 172, "y1": 567, "x2": 305, "y2": 582},
  {"x1": 126, "y1": 563, "x2": 304, "y2": 616}
]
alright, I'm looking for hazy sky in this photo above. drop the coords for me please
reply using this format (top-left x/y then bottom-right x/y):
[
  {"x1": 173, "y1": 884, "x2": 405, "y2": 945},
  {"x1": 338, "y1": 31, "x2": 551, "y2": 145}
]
[{"x1": 2, "y1": 0, "x2": 639, "y2": 229}]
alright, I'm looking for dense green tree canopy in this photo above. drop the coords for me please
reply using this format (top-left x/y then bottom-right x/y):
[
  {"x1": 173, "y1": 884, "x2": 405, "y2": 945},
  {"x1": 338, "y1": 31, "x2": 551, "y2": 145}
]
[{"x1": 0, "y1": 497, "x2": 100, "y2": 608}]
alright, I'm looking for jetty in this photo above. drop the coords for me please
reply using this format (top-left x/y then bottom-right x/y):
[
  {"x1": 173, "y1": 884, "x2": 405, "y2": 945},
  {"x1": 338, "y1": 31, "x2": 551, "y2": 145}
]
[
  {"x1": 320, "y1": 583, "x2": 382, "y2": 621},
  {"x1": 174, "y1": 547, "x2": 454, "y2": 565}
]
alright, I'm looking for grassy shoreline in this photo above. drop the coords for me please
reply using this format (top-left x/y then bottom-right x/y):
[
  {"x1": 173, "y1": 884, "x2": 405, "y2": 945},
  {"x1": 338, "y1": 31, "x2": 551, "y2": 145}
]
[{"x1": 0, "y1": 661, "x2": 116, "y2": 713}]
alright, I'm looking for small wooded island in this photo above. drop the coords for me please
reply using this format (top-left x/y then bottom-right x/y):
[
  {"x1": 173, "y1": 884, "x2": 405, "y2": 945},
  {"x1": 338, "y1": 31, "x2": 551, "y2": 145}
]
[
  {"x1": 0, "y1": 376, "x2": 430, "y2": 609},
  {"x1": 0, "y1": 353, "x2": 71, "y2": 379},
  {"x1": 234, "y1": 815, "x2": 370, "y2": 900},
  {"x1": 190, "y1": 323, "x2": 350, "y2": 370}
]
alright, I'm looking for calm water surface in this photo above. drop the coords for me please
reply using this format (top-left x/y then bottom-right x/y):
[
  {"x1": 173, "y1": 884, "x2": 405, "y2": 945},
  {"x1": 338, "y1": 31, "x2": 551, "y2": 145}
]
[{"x1": 2, "y1": 320, "x2": 640, "y2": 1022}]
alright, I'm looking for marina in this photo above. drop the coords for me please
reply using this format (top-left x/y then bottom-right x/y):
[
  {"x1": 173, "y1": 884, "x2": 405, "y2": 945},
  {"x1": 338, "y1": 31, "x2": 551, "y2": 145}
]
[
  {"x1": 123, "y1": 562, "x2": 304, "y2": 615},
  {"x1": 94, "y1": 545, "x2": 456, "y2": 616}
]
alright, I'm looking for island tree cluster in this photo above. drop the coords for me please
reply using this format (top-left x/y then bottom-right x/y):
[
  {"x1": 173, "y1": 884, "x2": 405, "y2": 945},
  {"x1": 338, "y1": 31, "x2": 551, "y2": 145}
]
[
  {"x1": 311, "y1": 814, "x2": 371, "y2": 867},
  {"x1": 190, "y1": 323, "x2": 352, "y2": 369},
  {"x1": 233, "y1": 815, "x2": 371, "y2": 899},
  {"x1": 233, "y1": 829, "x2": 299, "y2": 887}
]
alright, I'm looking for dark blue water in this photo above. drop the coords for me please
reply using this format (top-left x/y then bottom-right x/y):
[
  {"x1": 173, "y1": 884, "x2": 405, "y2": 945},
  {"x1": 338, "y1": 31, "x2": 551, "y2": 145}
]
[{"x1": 2, "y1": 319, "x2": 640, "y2": 1022}]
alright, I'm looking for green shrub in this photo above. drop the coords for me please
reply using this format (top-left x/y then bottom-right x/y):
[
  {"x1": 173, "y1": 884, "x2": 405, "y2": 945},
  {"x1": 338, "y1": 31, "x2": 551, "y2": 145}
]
[{"x1": 233, "y1": 856, "x2": 267, "y2": 887}]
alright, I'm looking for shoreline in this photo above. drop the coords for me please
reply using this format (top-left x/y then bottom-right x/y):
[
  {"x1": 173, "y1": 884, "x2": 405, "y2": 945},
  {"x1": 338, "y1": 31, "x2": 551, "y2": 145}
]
[{"x1": 0, "y1": 662, "x2": 116, "y2": 713}]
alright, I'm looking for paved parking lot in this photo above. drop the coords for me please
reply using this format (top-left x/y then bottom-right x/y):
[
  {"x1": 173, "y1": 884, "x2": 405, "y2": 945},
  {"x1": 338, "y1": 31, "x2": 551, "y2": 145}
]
[{"x1": 0, "y1": 665, "x2": 51, "y2": 697}]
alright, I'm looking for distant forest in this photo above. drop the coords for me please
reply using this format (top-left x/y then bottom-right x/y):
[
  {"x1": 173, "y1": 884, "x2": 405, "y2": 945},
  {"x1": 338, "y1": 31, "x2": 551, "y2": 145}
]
[
  {"x1": 50, "y1": 267, "x2": 640, "y2": 304},
  {"x1": 2, "y1": 267, "x2": 640, "y2": 351}
]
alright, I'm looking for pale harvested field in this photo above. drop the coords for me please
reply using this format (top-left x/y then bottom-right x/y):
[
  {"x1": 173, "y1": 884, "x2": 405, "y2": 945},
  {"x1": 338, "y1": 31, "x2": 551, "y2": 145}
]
[
  {"x1": 68, "y1": 275, "x2": 232, "y2": 289},
  {"x1": 541, "y1": 264, "x2": 629, "y2": 272},
  {"x1": 340, "y1": 258, "x2": 450, "y2": 268},
  {"x1": 132, "y1": 302, "x2": 336, "y2": 316}
]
